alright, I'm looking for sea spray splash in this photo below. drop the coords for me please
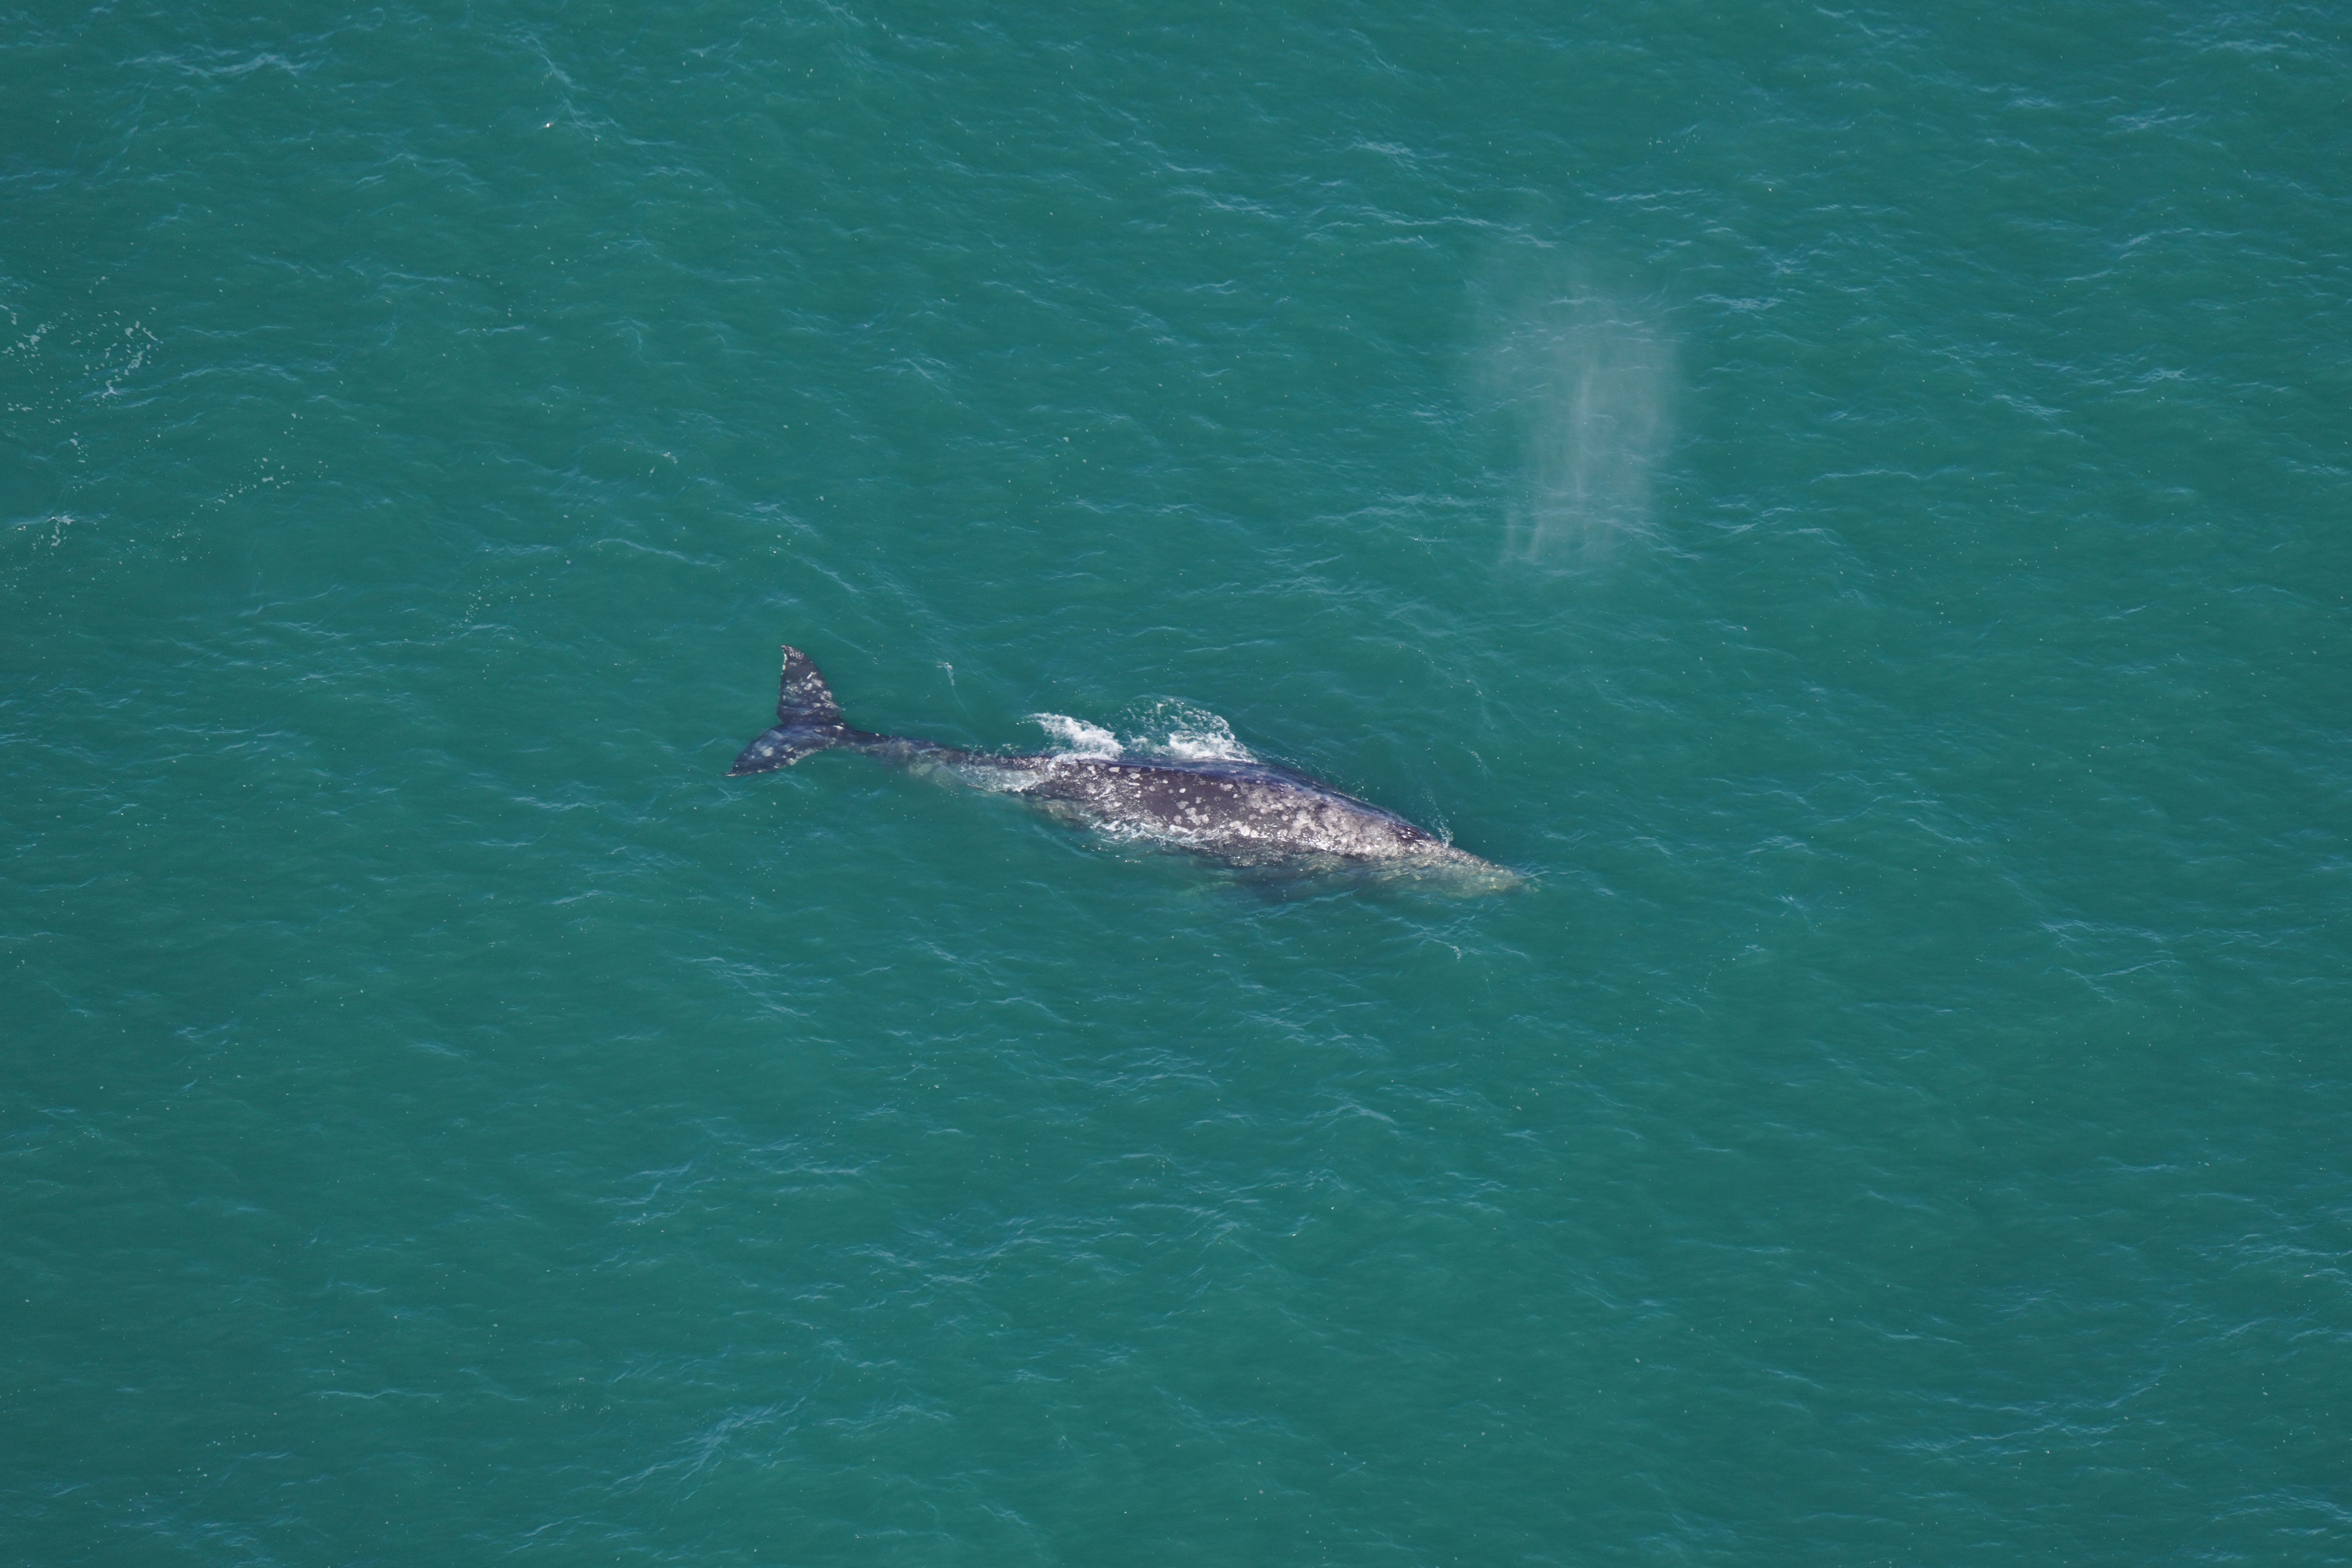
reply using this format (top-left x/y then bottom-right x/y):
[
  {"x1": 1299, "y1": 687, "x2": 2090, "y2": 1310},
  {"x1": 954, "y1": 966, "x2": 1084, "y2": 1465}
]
[
  {"x1": 1135, "y1": 701, "x2": 1256, "y2": 764},
  {"x1": 1026, "y1": 713, "x2": 1124, "y2": 758},
  {"x1": 1027, "y1": 702, "x2": 1256, "y2": 764}
]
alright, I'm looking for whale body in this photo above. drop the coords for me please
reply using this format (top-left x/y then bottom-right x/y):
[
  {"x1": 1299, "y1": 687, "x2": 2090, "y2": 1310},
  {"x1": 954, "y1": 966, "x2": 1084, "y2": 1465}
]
[{"x1": 729, "y1": 646, "x2": 1512, "y2": 885}]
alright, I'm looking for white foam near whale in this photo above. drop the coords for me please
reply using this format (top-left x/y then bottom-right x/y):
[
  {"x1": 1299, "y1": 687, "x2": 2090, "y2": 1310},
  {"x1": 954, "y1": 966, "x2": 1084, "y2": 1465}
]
[
  {"x1": 1026, "y1": 713, "x2": 1122, "y2": 759},
  {"x1": 1028, "y1": 702, "x2": 1254, "y2": 765}
]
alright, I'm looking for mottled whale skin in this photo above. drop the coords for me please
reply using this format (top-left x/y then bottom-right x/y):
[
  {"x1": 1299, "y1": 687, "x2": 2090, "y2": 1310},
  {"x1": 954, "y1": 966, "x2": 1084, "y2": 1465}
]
[{"x1": 730, "y1": 646, "x2": 1513, "y2": 884}]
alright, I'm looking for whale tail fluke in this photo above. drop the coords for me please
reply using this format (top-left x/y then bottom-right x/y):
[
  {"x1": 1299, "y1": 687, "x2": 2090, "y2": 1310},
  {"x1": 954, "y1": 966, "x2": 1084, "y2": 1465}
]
[
  {"x1": 774, "y1": 645, "x2": 841, "y2": 727},
  {"x1": 728, "y1": 645, "x2": 855, "y2": 775}
]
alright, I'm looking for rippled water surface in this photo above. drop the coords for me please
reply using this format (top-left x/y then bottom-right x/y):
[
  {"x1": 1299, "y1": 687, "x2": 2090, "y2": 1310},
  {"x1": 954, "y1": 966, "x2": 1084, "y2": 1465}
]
[{"x1": 6, "y1": 1, "x2": 2348, "y2": 1561}]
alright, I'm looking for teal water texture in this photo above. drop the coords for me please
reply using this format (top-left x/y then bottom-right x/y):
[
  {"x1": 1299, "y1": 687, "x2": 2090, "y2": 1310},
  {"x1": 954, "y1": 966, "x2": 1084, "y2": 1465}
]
[{"x1": 5, "y1": 0, "x2": 2349, "y2": 1561}]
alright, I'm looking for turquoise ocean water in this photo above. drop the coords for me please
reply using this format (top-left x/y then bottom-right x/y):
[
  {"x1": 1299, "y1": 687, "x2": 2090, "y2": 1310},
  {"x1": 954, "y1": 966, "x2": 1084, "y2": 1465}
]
[{"x1": 6, "y1": 1, "x2": 2348, "y2": 1560}]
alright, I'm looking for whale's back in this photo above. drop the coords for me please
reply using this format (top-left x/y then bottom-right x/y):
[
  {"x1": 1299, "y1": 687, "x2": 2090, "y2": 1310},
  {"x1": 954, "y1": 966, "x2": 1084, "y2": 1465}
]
[{"x1": 1018, "y1": 755, "x2": 1488, "y2": 872}]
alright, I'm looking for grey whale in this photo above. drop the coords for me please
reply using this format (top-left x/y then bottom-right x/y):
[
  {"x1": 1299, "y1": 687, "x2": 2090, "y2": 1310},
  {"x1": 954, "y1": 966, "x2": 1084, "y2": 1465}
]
[{"x1": 730, "y1": 646, "x2": 1513, "y2": 885}]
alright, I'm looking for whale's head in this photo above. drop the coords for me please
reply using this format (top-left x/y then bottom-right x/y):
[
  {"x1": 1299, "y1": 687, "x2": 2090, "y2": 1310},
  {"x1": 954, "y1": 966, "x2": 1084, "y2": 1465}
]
[{"x1": 1352, "y1": 840, "x2": 1524, "y2": 895}]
